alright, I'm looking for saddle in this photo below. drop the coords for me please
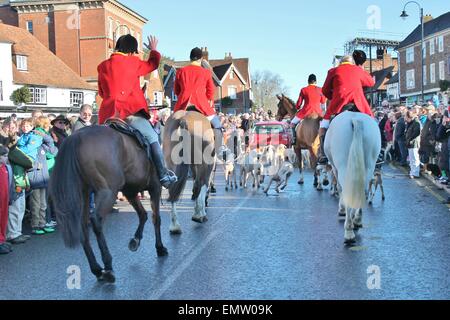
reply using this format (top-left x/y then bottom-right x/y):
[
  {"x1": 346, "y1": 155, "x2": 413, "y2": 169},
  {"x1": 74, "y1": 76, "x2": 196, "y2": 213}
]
[
  {"x1": 104, "y1": 118, "x2": 151, "y2": 157},
  {"x1": 330, "y1": 103, "x2": 360, "y2": 123}
]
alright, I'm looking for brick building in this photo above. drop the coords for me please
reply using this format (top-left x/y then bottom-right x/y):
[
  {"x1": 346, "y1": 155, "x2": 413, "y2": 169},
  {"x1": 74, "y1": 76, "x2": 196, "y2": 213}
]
[
  {"x1": 163, "y1": 48, "x2": 253, "y2": 114},
  {"x1": 397, "y1": 11, "x2": 450, "y2": 105},
  {"x1": 0, "y1": 22, "x2": 96, "y2": 116},
  {"x1": 0, "y1": 0, "x2": 147, "y2": 87}
]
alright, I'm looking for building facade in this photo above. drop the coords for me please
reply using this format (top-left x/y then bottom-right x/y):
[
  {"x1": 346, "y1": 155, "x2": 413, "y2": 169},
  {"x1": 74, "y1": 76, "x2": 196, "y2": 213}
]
[
  {"x1": 0, "y1": 22, "x2": 96, "y2": 116},
  {"x1": 0, "y1": 0, "x2": 147, "y2": 86},
  {"x1": 397, "y1": 12, "x2": 450, "y2": 106}
]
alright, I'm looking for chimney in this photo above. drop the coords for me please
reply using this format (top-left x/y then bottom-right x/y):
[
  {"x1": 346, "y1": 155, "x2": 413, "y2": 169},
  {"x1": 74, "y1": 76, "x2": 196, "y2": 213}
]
[
  {"x1": 423, "y1": 14, "x2": 433, "y2": 23},
  {"x1": 225, "y1": 52, "x2": 232, "y2": 60},
  {"x1": 202, "y1": 46, "x2": 209, "y2": 61}
]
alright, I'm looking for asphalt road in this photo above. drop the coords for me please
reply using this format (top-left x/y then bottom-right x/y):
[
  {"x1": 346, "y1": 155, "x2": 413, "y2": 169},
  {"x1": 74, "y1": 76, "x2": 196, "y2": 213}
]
[{"x1": 1, "y1": 164, "x2": 450, "y2": 300}]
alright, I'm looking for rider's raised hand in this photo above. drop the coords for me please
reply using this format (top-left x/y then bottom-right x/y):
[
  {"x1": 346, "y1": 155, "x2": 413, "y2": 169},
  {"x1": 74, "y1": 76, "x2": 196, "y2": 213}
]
[{"x1": 144, "y1": 35, "x2": 158, "y2": 52}]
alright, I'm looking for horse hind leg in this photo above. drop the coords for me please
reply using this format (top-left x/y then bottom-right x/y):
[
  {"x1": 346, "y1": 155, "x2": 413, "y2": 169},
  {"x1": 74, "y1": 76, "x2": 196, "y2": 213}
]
[
  {"x1": 149, "y1": 186, "x2": 168, "y2": 256},
  {"x1": 126, "y1": 194, "x2": 147, "y2": 253},
  {"x1": 353, "y1": 208, "x2": 363, "y2": 230},
  {"x1": 80, "y1": 197, "x2": 103, "y2": 280},
  {"x1": 344, "y1": 207, "x2": 356, "y2": 245},
  {"x1": 169, "y1": 202, "x2": 182, "y2": 234},
  {"x1": 91, "y1": 189, "x2": 117, "y2": 283},
  {"x1": 193, "y1": 185, "x2": 208, "y2": 223}
]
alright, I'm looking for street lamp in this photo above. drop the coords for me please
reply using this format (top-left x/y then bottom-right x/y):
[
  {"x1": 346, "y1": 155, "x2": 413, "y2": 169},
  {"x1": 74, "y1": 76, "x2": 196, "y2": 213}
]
[{"x1": 400, "y1": 1, "x2": 425, "y2": 104}]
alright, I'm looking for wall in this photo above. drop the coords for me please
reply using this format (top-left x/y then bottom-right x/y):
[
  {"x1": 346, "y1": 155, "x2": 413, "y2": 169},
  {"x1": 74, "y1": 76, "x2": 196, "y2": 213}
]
[{"x1": 0, "y1": 42, "x2": 15, "y2": 107}]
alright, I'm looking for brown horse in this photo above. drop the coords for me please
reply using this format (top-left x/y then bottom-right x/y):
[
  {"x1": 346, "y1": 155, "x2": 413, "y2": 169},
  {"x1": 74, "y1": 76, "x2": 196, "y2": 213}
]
[
  {"x1": 48, "y1": 125, "x2": 167, "y2": 283},
  {"x1": 162, "y1": 110, "x2": 215, "y2": 234},
  {"x1": 276, "y1": 94, "x2": 329, "y2": 190}
]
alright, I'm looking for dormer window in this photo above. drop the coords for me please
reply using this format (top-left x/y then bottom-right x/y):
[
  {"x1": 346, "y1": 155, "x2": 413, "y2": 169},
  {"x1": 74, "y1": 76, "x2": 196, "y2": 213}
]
[{"x1": 16, "y1": 55, "x2": 28, "y2": 71}]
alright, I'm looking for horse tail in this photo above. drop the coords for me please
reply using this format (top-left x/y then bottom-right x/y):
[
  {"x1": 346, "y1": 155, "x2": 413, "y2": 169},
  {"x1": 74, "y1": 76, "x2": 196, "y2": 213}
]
[
  {"x1": 342, "y1": 119, "x2": 366, "y2": 209},
  {"x1": 48, "y1": 133, "x2": 85, "y2": 248},
  {"x1": 167, "y1": 117, "x2": 190, "y2": 203}
]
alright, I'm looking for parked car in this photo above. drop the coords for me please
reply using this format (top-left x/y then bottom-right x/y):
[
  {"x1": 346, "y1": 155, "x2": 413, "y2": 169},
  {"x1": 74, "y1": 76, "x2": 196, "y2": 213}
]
[{"x1": 249, "y1": 121, "x2": 293, "y2": 149}]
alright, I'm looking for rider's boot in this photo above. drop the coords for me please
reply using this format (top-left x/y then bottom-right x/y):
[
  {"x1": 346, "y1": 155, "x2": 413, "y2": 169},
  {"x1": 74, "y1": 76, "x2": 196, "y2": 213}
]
[
  {"x1": 291, "y1": 126, "x2": 297, "y2": 145},
  {"x1": 317, "y1": 128, "x2": 328, "y2": 165},
  {"x1": 150, "y1": 142, "x2": 177, "y2": 188}
]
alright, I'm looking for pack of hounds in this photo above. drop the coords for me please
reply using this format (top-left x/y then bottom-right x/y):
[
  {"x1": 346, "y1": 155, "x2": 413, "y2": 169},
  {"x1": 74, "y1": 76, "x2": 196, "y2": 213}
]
[{"x1": 220, "y1": 142, "x2": 385, "y2": 204}]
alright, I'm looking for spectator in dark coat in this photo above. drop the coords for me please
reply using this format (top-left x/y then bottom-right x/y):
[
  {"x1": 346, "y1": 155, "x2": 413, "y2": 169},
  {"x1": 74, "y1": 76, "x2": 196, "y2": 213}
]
[
  {"x1": 419, "y1": 106, "x2": 438, "y2": 172},
  {"x1": 436, "y1": 111, "x2": 450, "y2": 180},
  {"x1": 49, "y1": 115, "x2": 70, "y2": 148},
  {"x1": 405, "y1": 111, "x2": 421, "y2": 178},
  {"x1": 394, "y1": 111, "x2": 408, "y2": 166}
]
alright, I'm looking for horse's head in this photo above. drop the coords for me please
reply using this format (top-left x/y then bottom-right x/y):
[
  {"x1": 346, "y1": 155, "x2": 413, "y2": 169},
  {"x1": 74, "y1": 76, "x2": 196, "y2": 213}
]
[{"x1": 276, "y1": 94, "x2": 295, "y2": 121}]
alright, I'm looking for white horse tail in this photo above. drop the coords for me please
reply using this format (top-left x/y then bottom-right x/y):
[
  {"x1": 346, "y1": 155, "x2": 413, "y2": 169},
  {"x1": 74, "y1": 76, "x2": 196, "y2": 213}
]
[{"x1": 342, "y1": 119, "x2": 366, "y2": 209}]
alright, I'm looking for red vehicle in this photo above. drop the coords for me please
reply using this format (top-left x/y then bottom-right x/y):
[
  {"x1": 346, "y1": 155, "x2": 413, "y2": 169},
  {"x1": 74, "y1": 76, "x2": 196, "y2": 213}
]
[{"x1": 249, "y1": 121, "x2": 293, "y2": 149}]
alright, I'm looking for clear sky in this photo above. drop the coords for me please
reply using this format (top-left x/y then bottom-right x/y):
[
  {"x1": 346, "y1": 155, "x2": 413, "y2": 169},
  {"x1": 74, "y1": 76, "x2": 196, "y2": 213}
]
[{"x1": 122, "y1": 0, "x2": 448, "y2": 98}]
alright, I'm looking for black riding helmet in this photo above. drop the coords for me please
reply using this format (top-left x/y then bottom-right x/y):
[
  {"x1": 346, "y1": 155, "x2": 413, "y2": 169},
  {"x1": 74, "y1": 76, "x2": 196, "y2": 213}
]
[
  {"x1": 115, "y1": 34, "x2": 139, "y2": 54},
  {"x1": 190, "y1": 47, "x2": 203, "y2": 61},
  {"x1": 308, "y1": 74, "x2": 317, "y2": 84},
  {"x1": 353, "y1": 50, "x2": 367, "y2": 66}
]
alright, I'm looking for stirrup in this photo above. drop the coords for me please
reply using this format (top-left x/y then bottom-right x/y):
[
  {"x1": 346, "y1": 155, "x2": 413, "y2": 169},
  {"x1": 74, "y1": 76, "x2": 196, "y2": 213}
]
[{"x1": 160, "y1": 170, "x2": 177, "y2": 188}]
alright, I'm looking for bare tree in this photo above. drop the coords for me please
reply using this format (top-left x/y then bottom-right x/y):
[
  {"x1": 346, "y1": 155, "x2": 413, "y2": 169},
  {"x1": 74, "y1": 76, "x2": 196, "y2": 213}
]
[{"x1": 252, "y1": 70, "x2": 289, "y2": 113}]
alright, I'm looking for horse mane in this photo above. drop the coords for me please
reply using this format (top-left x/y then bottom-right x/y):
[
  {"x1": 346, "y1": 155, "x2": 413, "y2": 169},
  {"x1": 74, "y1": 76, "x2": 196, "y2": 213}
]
[{"x1": 283, "y1": 96, "x2": 296, "y2": 108}]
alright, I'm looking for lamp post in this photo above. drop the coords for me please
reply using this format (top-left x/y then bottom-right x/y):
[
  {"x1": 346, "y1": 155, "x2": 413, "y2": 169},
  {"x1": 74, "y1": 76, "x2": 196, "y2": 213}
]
[{"x1": 401, "y1": 1, "x2": 424, "y2": 104}]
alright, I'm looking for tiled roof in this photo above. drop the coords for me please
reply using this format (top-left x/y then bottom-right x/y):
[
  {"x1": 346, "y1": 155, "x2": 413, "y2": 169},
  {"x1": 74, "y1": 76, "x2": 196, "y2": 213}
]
[
  {"x1": 209, "y1": 58, "x2": 250, "y2": 84},
  {"x1": 397, "y1": 11, "x2": 450, "y2": 49},
  {"x1": 0, "y1": 23, "x2": 95, "y2": 91},
  {"x1": 212, "y1": 63, "x2": 232, "y2": 80}
]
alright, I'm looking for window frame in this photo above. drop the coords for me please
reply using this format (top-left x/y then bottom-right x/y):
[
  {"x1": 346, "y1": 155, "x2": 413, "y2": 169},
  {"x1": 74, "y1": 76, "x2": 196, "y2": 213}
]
[
  {"x1": 438, "y1": 36, "x2": 444, "y2": 52},
  {"x1": 29, "y1": 87, "x2": 47, "y2": 105},
  {"x1": 26, "y1": 21, "x2": 33, "y2": 34},
  {"x1": 406, "y1": 69, "x2": 415, "y2": 89},
  {"x1": 0, "y1": 80, "x2": 3, "y2": 102},
  {"x1": 70, "y1": 91, "x2": 84, "y2": 107},
  {"x1": 430, "y1": 63, "x2": 436, "y2": 84},
  {"x1": 439, "y1": 61, "x2": 445, "y2": 81},
  {"x1": 429, "y1": 38, "x2": 435, "y2": 55},
  {"x1": 228, "y1": 86, "x2": 237, "y2": 100},
  {"x1": 16, "y1": 55, "x2": 28, "y2": 71},
  {"x1": 406, "y1": 47, "x2": 414, "y2": 63}
]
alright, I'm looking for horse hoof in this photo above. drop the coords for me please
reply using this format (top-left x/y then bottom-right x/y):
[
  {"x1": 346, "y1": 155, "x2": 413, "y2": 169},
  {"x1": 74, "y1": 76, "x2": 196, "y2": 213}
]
[
  {"x1": 157, "y1": 246, "x2": 168, "y2": 257},
  {"x1": 338, "y1": 211, "x2": 346, "y2": 217},
  {"x1": 323, "y1": 180, "x2": 330, "y2": 186},
  {"x1": 225, "y1": 187, "x2": 229, "y2": 192},
  {"x1": 382, "y1": 197, "x2": 385, "y2": 201},
  {"x1": 128, "y1": 238, "x2": 140, "y2": 252},
  {"x1": 169, "y1": 228, "x2": 182, "y2": 235},
  {"x1": 344, "y1": 238, "x2": 356, "y2": 246},
  {"x1": 192, "y1": 216, "x2": 207, "y2": 223},
  {"x1": 298, "y1": 180, "x2": 304, "y2": 185},
  {"x1": 354, "y1": 224, "x2": 363, "y2": 231},
  {"x1": 98, "y1": 270, "x2": 116, "y2": 283},
  {"x1": 317, "y1": 187, "x2": 323, "y2": 192},
  {"x1": 368, "y1": 201, "x2": 373, "y2": 206}
]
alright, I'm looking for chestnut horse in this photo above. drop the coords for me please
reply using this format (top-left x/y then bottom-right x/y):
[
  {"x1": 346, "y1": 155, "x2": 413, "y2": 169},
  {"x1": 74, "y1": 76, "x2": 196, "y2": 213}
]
[
  {"x1": 276, "y1": 94, "x2": 329, "y2": 190},
  {"x1": 163, "y1": 110, "x2": 215, "y2": 234}
]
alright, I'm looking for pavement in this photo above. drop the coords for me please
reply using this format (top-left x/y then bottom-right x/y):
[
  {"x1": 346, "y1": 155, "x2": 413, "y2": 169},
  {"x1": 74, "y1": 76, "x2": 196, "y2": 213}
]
[{"x1": 1, "y1": 164, "x2": 450, "y2": 300}]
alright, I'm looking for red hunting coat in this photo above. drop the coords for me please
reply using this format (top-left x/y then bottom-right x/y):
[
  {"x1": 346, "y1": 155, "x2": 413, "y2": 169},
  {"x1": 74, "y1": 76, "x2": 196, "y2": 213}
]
[
  {"x1": 295, "y1": 84, "x2": 326, "y2": 119},
  {"x1": 174, "y1": 64, "x2": 216, "y2": 117},
  {"x1": 322, "y1": 63, "x2": 375, "y2": 120},
  {"x1": 97, "y1": 50, "x2": 161, "y2": 124}
]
